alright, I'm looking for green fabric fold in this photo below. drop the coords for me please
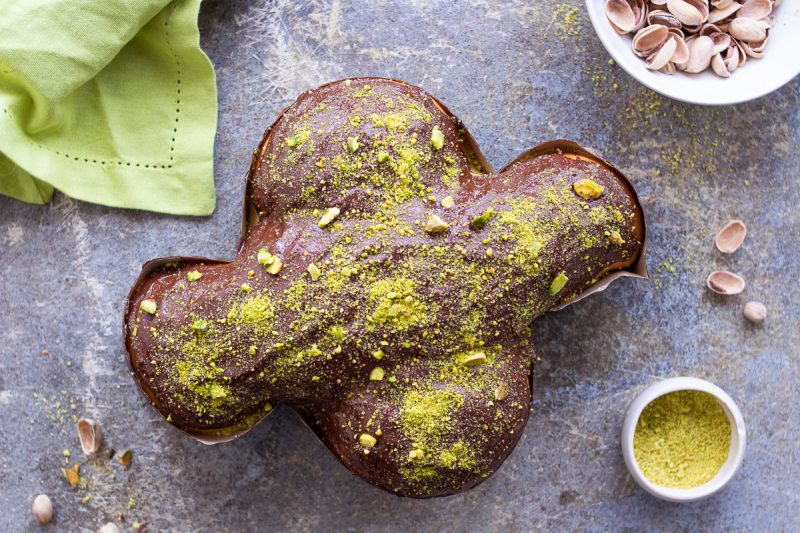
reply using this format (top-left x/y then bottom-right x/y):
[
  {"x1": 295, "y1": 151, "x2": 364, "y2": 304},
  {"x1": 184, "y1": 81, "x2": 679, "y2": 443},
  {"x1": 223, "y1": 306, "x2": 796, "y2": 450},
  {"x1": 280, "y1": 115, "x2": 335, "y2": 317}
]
[{"x1": 0, "y1": 0, "x2": 217, "y2": 215}]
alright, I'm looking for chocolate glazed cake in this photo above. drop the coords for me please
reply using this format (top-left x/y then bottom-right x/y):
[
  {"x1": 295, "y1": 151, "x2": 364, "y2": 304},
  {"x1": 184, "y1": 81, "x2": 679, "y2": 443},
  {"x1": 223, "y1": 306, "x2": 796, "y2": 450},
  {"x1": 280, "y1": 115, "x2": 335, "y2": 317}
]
[{"x1": 124, "y1": 78, "x2": 646, "y2": 498}]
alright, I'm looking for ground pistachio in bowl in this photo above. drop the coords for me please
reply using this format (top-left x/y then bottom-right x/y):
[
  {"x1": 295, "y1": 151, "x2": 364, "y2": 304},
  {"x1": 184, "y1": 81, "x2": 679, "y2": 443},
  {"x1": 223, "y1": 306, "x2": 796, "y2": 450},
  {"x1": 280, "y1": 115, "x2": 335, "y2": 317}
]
[{"x1": 604, "y1": 0, "x2": 781, "y2": 77}]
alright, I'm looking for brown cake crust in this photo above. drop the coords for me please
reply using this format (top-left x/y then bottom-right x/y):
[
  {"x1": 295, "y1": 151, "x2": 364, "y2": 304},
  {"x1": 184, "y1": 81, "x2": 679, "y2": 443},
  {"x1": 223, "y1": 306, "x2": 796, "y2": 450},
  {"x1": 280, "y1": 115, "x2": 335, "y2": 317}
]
[{"x1": 123, "y1": 78, "x2": 646, "y2": 497}]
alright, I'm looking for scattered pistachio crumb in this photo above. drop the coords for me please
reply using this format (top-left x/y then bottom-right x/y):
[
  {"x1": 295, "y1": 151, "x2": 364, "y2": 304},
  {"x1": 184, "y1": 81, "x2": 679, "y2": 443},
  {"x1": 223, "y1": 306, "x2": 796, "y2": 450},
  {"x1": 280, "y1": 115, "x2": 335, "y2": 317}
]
[
  {"x1": 462, "y1": 351, "x2": 487, "y2": 366},
  {"x1": 139, "y1": 299, "x2": 157, "y2": 315},
  {"x1": 549, "y1": 272, "x2": 569, "y2": 295},
  {"x1": 257, "y1": 248, "x2": 272, "y2": 265},
  {"x1": 471, "y1": 209, "x2": 492, "y2": 229},
  {"x1": 307, "y1": 263, "x2": 321, "y2": 281},
  {"x1": 425, "y1": 214, "x2": 449, "y2": 234},
  {"x1": 266, "y1": 257, "x2": 283, "y2": 276},
  {"x1": 573, "y1": 179, "x2": 604, "y2": 200},
  {"x1": 318, "y1": 207, "x2": 341, "y2": 228},
  {"x1": 359, "y1": 433, "x2": 377, "y2": 448},
  {"x1": 408, "y1": 448, "x2": 425, "y2": 461},
  {"x1": 186, "y1": 270, "x2": 203, "y2": 281},
  {"x1": 430, "y1": 127, "x2": 445, "y2": 150}
]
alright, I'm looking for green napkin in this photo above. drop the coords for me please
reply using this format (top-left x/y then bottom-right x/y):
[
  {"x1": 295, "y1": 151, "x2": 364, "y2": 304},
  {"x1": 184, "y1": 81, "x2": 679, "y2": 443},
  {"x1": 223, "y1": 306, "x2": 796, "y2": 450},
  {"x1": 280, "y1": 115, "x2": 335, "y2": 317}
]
[{"x1": 0, "y1": 0, "x2": 217, "y2": 215}]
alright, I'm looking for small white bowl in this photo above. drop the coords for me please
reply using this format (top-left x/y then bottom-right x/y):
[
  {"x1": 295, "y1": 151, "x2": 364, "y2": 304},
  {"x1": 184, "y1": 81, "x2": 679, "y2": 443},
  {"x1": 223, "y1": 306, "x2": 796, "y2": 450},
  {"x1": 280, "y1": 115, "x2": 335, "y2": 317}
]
[
  {"x1": 621, "y1": 377, "x2": 746, "y2": 502},
  {"x1": 586, "y1": 0, "x2": 800, "y2": 105}
]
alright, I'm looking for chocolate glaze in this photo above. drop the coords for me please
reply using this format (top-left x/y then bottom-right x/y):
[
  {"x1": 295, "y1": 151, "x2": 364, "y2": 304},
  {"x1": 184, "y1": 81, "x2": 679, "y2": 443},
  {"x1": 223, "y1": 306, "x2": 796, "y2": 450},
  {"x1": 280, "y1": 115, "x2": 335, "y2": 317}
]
[{"x1": 124, "y1": 78, "x2": 646, "y2": 497}]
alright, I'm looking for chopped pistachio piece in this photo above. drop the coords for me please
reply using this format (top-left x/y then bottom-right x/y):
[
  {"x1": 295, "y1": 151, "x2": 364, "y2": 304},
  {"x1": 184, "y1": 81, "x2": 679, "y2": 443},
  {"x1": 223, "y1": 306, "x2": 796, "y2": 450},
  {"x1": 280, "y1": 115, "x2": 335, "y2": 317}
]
[
  {"x1": 186, "y1": 270, "x2": 203, "y2": 282},
  {"x1": 191, "y1": 319, "x2": 208, "y2": 331},
  {"x1": 573, "y1": 178, "x2": 604, "y2": 200},
  {"x1": 266, "y1": 257, "x2": 283, "y2": 276},
  {"x1": 318, "y1": 207, "x2": 341, "y2": 228},
  {"x1": 241, "y1": 283, "x2": 252, "y2": 292},
  {"x1": 609, "y1": 230, "x2": 625, "y2": 245},
  {"x1": 347, "y1": 136, "x2": 360, "y2": 152},
  {"x1": 441, "y1": 196, "x2": 455, "y2": 209},
  {"x1": 370, "y1": 367, "x2": 385, "y2": 381},
  {"x1": 359, "y1": 433, "x2": 377, "y2": 448},
  {"x1": 286, "y1": 135, "x2": 300, "y2": 147},
  {"x1": 463, "y1": 351, "x2": 487, "y2": 366},
  {"x1": 549, "y1": 272, "x2": 569, "y2": 295},
  {"x1": 471, "y1": 209, "x2": 493, "y2": 229},
  {"x1": 425, "y1": 214, "x2": 449, "y2": 234},
  {"x1": 257, "y1": 248, "x2": 272, "y2": 265},
  {"x1": 377, "y1": 151, "x2": 390, "y2": 163},
  {"x1": 139, "y1": 299, "x2": 157, "y2": 315},
  {"x1": 372, "y1": 349, "x2": 384, "y2": 360},
  {"x1": 307, "y1": 263, "x2": 321, "y2": 281},
  {"x1": 529, "y1": 240, "x2": 543, "y2": 258},
  {"x1": 408, "y1": 449, "x2": 425, "y2": 461},
  {"x1": 430, "y1": 127, "x2": 444, "y2": 150}
]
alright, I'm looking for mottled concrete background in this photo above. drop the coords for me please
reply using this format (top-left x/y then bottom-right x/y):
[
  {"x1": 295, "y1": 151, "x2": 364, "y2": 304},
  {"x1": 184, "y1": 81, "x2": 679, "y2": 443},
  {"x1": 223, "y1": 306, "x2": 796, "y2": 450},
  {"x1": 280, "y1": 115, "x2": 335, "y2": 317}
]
[{"x1": 1, "y1": 1, "x2": 798, "y2": 531}]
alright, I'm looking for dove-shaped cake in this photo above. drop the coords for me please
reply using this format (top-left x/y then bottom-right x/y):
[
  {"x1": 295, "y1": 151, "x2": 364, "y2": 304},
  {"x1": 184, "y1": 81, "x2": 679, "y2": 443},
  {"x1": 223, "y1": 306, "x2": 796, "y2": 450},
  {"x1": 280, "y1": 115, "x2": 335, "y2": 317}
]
[{"x1": 124, "y1": 78, "x2": 646, "y2": 497}]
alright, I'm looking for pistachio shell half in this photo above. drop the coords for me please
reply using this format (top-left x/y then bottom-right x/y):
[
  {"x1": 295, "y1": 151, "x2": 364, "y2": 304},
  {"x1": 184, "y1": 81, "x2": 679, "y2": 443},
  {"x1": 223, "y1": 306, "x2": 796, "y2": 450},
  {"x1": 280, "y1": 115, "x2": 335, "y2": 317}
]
[
  {"x1": 667, "y1": 0, "x2": 709, "y2": 27},
  {"x1": 683, "y1": 36, "x2": 716, "y2": 72},
  {"x1": 77, "y1": 418, "x2": 103, "y2": 455},
  {"x1": 729, "y1": 17, "x2": 768, "y2": 42},
  {"x1": 707, "y1": 271, "x2": 746, "y2": 295},
  {"x1": 715, "y1": 219, "x2": 747, "y2": 253},
  {"x1": 605, "y1": 0, "x2": 649, "y2": 34},
  {"x1": 737, "y1": 0, "x2": 773, "y2": 20}
]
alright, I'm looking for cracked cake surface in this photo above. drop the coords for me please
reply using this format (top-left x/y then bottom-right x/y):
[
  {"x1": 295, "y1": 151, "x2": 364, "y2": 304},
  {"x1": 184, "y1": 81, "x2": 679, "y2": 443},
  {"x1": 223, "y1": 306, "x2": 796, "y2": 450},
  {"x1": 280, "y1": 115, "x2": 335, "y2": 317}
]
[{"x1": 124, "y1": 78, "x2": 645, "y2": 497}]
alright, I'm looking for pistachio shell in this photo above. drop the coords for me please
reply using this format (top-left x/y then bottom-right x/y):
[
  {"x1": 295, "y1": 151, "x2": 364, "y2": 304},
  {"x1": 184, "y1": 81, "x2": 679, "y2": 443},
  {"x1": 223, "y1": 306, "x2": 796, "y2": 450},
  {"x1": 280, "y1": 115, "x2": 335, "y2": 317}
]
[
  {"x1": 711, "y1": 53, "x2": 731, "y2": 76},
  {"x1": 709, "y1": 2, "x2": 743, "y2": 23},
  {"x1": 77, "y1": 418, "x2": 103, "y2": 455},
  {"x1": 737, "y1": 0, "x2": 773, "y2": 20},
  {"x1": 648, "y1": 9, "x2": 683, "y2": 29},
  {"x1": 741, "y1": 36, "x2": 768, "y2": 57},
  {"x1": 743, "y1": 301, "x2": 767, "y2": 323},
  {"x1": 670, "y1": 32, "x2": 691, "y2": 65},
  {"x1": 729, "y1": 17, "x2": 768, "y2": 41},
  {"x1": 684, "y1": 35, "x2": 716, "y2": 72},
  {"x1": 633, "y1": 24, "x2": 670, "y2": 57},
  {"x1": 667, "y1": 0, "x2": 709, "y2": 26},
  {"x1": 32, "y1": 494, "x2": 53, "y2": 525},
  {"x1": 605, "y1": 2, "x2": 635, "y2": 34},
  {"x1": 712, "y1": 0, "x2": 735, "y2": 8},
  {"x1": 707, "y1": 271, "x2": 746, "y2": 295},
  {"x1": 660, "y1": 61, "x2": 678, "y2": 74},
  {"x1": 646, "y1": 36, "x2": 678, "y2": 70},
  {"x1": 708, "y1": 30, "x2": 732, "y2": 53},
  {"x1": 715, "y1": 219, "x2": 747, "y2": 253}
]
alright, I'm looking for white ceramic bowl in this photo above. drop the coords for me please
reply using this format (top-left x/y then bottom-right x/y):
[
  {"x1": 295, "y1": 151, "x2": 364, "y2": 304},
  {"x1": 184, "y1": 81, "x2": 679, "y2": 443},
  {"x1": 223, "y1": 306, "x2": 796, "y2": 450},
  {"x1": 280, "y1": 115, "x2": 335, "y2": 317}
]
[
  {"x1": 621, "y1": 377, "x2": 746, "y2": 502},
  {"x1": 586, "y1": 0, "x2": 800, "y2": 105}
]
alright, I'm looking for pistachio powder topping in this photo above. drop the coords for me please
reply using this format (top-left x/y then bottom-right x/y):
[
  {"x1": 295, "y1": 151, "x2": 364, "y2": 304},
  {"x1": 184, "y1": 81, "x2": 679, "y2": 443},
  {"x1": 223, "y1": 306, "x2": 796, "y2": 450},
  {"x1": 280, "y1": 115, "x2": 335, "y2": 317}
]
[{"x1": 634, "y1": 390, "x2": 731, "y2": 489}]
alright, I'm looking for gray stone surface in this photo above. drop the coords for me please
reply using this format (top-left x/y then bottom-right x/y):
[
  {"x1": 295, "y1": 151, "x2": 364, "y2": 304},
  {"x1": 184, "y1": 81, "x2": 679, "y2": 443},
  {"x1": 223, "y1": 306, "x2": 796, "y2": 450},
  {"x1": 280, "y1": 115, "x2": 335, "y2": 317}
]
[{"x1": 1, "y1": 0, "x2": 798, "y2": 531}]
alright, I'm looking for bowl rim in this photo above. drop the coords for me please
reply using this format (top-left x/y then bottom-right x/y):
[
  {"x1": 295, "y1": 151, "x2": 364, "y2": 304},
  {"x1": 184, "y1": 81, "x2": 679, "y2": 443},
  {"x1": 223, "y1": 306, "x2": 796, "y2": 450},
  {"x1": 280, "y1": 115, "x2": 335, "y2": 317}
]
[
  {"x1": 585, "y1": 0, "x2": 800, "y2": 106},
  {"x1": 620, "y1": 377, "x2": 747, "y2": 503}
]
